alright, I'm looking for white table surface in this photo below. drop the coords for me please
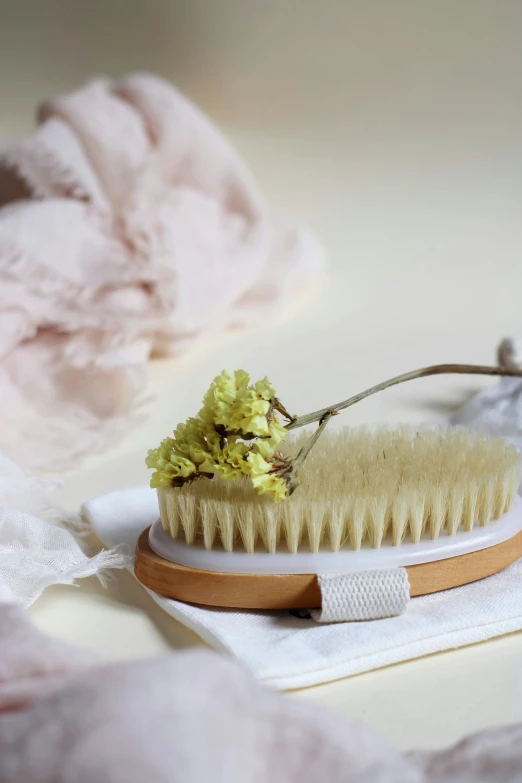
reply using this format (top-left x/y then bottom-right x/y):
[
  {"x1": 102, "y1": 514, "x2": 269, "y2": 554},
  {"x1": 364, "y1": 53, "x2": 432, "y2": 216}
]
[{"x1": 2, "y1": 0, "x2": 521, "y2": 753}]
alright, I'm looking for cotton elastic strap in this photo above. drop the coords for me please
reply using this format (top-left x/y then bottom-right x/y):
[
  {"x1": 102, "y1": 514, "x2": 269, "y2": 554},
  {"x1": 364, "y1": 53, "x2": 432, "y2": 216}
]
[{"x1": 311, "y1": 568, "x2": 410, "y2": 623}]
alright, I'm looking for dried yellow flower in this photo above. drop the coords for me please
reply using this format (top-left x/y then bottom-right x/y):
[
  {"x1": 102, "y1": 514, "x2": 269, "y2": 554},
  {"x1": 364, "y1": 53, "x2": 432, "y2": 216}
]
[
  {"x1": 146, "y1": 436, "x2": 197, "y2": 488},
  {"x1": 250, "y1": 471, "x2": 289, "y2": 502},
  {"x1": 146, "y1": 370, "x2": 290, "y2": 500}
]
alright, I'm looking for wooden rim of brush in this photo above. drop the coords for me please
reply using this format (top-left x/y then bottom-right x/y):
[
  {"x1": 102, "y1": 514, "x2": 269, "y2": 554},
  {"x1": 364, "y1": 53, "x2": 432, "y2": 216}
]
[{"x1": 134, "y1": 526, "x2": 522, "y2": 609}]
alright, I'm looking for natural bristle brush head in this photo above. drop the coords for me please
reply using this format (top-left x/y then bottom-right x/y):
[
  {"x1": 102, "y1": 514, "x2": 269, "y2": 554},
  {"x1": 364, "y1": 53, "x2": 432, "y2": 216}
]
[
  {"x1": 140, "y1": 367, "x2": 522, "y2": 608},
  {"x1": 156, "y1": 427, "x2": 521, "y2": 554}
]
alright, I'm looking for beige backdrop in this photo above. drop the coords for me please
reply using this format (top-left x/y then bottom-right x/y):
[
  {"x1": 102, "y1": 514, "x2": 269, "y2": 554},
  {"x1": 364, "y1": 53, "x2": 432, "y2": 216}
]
[{"x1": 1, "y1": 0, "x2": 521, "y2": 141}]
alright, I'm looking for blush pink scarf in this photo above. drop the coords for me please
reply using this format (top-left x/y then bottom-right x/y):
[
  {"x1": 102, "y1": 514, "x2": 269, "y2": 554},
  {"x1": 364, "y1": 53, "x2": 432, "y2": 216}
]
[
  {"x1": 1, "y1": 604, "x2": 521, "y2": 783},
  {"x1": 0, "y1": 73, "x2": 323, "y2": 471}
]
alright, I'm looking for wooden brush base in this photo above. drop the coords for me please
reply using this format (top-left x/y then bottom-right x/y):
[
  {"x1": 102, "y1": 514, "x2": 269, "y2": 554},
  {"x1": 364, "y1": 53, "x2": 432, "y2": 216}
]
[{"x1": 134, "y1": 527, "x2": 522, "y2": 610}]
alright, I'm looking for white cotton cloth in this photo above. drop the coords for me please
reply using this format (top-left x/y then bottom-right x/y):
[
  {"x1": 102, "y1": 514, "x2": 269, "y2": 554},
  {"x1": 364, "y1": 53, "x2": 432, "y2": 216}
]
[
  {"x1": 450, "y1": 337, "x2": 522, "y2": 451},
  {"x1": 312, "y1": 569, "x2": 410, "y2": 623},
  {"x1": 0, "y1": 452, "x2": 125, "y2": 607},
  {"x1": 451, "y1": 376, "x2": 522, "y2": 451},
  {"x1": 83, "y1": 486, "x2": 522, "y2": 690},
  {"x1": 0, "y1": 507, "x2": 124, "y2": 606}
]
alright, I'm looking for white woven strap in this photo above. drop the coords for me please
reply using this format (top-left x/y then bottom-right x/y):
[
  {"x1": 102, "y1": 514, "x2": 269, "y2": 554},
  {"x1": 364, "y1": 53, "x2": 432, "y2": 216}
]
[{"x1": 311, "y1": 568, "x2": 410, "y2": 623}]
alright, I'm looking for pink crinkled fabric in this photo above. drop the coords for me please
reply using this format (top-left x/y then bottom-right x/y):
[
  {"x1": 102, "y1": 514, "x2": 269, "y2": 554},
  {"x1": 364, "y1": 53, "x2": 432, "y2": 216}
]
[
  {"x1": 1, "y1": 604, "x2": 521, "y2": 783},
  {"x1": 0, "y1": 73, "x2": 324, "y2": 471}
]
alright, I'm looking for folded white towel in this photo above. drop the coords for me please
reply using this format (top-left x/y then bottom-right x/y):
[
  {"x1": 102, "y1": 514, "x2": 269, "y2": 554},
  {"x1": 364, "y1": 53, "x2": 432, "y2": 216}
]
[{"x1": 83, "y1": 486, "x2": 522, "y2": 690}]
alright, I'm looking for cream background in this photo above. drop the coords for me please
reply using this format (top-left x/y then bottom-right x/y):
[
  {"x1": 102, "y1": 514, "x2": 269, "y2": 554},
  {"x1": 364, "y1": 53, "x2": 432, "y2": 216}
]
[{"x1": 1, "y1": 0, "x2": 522, "y2": 751}]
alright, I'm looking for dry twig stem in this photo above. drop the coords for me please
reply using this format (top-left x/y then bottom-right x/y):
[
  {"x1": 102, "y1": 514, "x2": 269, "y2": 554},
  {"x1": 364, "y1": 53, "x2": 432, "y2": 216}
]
[
  {"x1": 285, "y1": 411, "x2": 334, "y2": 495},
  {"x1": 283, "y1": 363, "x2": 522, "y2": 495},
  {"x1": 285, "y1": 364, "x2": 522, "y2": 432}
]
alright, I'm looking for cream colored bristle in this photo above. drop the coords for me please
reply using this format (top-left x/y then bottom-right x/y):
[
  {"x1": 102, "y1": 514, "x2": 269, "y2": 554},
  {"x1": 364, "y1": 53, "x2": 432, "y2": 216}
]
[
  {"x1": 283, "y1": 500, "x2": 303, "y2": 554},
  {"x1": 478, "y1": 478, "x2": 495, "y2": 527},
  {"x1": 447, "y1": 486, "x2": 465, "y2": 536},
  {"x1": 200, "y1": 500, "x2": 217, "y2": 550},
  {"x1": 259, "y1": 505, "x2": 281, "y2": 553},
  {"x1": 177, "y1": 493, "x2": 197, "y2": 545},
  {"x1": 348, "y1": 496, "x2": 366, "y2": 550},
  {"x1": 306, "y1": 503, "x2": 326, "y2": 553},
  {"x1": 158, "y1": 488, "x2": 179, "y2": 538},
  {"x1": 407, "y1": 490, "x2": 425, "y2": 543},
  {"x1": 156, "y1": 426, "x2": 521, "y2": 553},
  {"x1": 462, "y1": 480, "x2": 478, "y2": 532},
  {"x1": 216, "y1": 501, "x2": 235, "y2": 552},
  {"x1": 391, "y1": 494, "x2": 408, "y2": 546},
  {"x1": 428, "y1": 487, "x2": 446, "y2": 540},
  {"x1": 367, "y1": 495, "x2": 390, "y2": 548},
  {"x1": 494, "y1": 474, "x2": 509, "y2": 520},
  {"x1": 237, "y1": 503, "x2": 257, "y2": 554},
  {"x1": 328, "y1": 502, "x2": 347, "y2": 551}
]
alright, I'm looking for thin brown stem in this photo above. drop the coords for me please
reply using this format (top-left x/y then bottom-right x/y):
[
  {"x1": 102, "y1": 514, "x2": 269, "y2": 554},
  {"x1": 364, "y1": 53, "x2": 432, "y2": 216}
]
[
  {"x1": 285, "y1": 411, "x2": 335, "y2": 496},
  {"x1": 285, "y1": 364, "x2": 522, "y2": 431},
  {"x1": 272, "y1": 397, "x2": 296, "y2": 423}
]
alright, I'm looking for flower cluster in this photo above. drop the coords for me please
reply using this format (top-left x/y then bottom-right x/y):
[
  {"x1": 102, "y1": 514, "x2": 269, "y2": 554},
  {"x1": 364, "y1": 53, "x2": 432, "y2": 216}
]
[{"x1": 146, "y1": 370, "x2": 289, "y2": 501}]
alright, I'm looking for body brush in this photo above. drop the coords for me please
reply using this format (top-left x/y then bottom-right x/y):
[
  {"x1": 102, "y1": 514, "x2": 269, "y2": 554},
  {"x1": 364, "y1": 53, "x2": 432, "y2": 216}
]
[{"x1": 136, "y1": 365, "x2": 522, "y2": 610}]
